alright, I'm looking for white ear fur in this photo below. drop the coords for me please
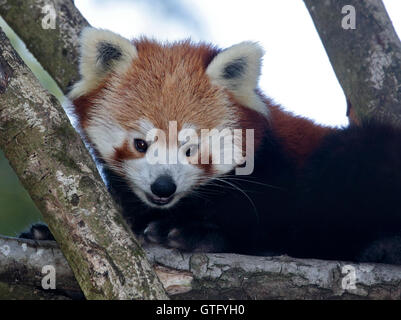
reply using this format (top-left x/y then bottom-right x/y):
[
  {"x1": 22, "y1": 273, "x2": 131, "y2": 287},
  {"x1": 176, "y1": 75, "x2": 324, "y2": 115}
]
[
  {"x1": 206, "y1": 42, "x2": 267, "y2": 117},
  {"x1": 68, "y1": 27, "x2": 137, "y2": 99}
]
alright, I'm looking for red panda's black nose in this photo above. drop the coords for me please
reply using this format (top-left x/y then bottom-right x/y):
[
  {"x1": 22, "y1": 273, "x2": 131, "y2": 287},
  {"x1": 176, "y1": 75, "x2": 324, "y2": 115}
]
[{"x1": 151, "y1": 175, "x2": 177, "y2": 198}]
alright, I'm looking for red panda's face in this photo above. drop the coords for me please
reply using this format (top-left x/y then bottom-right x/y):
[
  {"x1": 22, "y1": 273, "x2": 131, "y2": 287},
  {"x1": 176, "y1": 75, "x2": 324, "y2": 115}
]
[{"x1": 70, "y1": 28, "x2": 268, "y2": 209}]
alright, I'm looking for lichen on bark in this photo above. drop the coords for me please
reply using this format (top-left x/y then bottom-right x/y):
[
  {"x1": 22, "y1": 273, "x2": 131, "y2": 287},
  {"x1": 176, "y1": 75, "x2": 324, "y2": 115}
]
[{"x1": 304, "y1": 0, "x2": 401, "y2": 126}]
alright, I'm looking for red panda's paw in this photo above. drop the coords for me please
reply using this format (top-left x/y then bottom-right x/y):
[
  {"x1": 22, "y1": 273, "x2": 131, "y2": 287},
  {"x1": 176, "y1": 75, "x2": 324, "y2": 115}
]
[
  {"x1": 143, "y1": 220, "x2": 171, "y2": 245},
  {"x1": 166, "y1": 224, "x2": 229, "y2": 253},
  {"x1": 143, "y1": 219, "x2": 228, "y2": 253},
  {"x1": 19, "y1": 223, "x2": 55, "y2": 241}
]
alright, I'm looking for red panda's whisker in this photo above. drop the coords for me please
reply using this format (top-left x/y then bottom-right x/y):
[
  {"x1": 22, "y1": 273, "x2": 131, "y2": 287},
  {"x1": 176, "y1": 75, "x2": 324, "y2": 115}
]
[
  {"x1": 217, "y1": 175, "x2": 285, "y2": 191},
  {"x1": 211, "y1": 177, "x2": 259, "y2": 221}
]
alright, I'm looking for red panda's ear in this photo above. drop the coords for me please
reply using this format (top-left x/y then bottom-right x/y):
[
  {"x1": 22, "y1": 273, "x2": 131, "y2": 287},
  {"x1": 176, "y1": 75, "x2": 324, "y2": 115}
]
[
  {"x1": 206, "y1": 42, "x2": 268, "y2": 117},
  {"x1": 68, "y1": 27, "x2": 137, "y2": 100}
]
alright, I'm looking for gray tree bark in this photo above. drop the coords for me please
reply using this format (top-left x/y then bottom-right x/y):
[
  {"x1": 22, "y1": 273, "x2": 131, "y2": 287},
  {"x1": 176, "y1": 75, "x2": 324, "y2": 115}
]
[
  {"x1": 2, "y1": 236, "x2": 401, "y2": 299},
  {"x1": 0, "y1": 28, "x2": 167, "y2": 300},
  {"x1": 0, "y1": 236, "x2": 81, "y2": 299},
  {"x1": 303, "y1": 0, "x2": 401, "y2": 126}
]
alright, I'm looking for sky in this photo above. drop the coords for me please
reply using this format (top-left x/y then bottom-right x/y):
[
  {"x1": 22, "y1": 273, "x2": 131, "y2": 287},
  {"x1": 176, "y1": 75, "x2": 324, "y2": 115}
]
[{"x1": 75, "y1": 0, "x2": 401, "y2": 127}]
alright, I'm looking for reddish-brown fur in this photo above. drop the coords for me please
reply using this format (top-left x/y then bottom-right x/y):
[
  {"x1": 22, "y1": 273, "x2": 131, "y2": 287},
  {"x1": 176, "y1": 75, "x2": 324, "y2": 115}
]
[
  {"x1": 72, "y1": 84, "x2": 106, "y2": 129},
  {"x1": 233, "y1": 101, "x2": 270, "y2": 151},
  {"x1": 113, "y1": 139, "x2": 138, "y2": 162},
  {"x1": 269, "y1": 104, "x2": 335, "y2": 166},
  {"x1": 73, "y1": 38, "x2": 333, "y2": 169},
  {"x1": 110, "y1": 39, "x2": 226, "y2": 132}
]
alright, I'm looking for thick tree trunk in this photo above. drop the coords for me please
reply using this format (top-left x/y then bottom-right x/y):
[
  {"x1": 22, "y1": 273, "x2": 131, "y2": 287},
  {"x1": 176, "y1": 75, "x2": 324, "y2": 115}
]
[
  {"x1": 0, "y1": 28, "x2": 167, "y2": 300},
  {"x1": 2, "y1": 236, "x2": 401, "y2": 299},
  {"x1": 303, "y1": 0, "x2": 401, "y2": 125}
]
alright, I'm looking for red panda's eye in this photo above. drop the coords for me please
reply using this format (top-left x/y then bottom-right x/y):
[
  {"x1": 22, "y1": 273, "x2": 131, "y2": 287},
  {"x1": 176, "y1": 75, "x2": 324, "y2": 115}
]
[
  {"x1": 186, "y1": 145, "x2": 198, "y2": 157},
  {"x1": 134, "y1": 139, "x2": 148, "y2": 153}
]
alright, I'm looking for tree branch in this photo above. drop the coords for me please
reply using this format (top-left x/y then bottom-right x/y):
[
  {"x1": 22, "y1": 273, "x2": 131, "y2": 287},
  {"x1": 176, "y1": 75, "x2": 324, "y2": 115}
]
[
  {"x1": 2, "y1": 236, "x2": 401, "y2": 299},
  {"x1": 0, "y1": 236, "x2": 81, "y2": 299},
  {"x1": 303, "y1": 0, "x2": 401, "y2": 125},
  {"x1": 0, "y1": 28, "x2": 167, "y2": 299},
  {"x1": 0, "y1": 0, "x2": 89, "y2": 92}
]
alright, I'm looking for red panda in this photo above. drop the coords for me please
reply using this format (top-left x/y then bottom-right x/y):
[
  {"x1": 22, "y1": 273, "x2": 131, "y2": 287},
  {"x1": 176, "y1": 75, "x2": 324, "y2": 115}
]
[{"x1": 23, "y1": 28, "x2": 401, "y2": 265}]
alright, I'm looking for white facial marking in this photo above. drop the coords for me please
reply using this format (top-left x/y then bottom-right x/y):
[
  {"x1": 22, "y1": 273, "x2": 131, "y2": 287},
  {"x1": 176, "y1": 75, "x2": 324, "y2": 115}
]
[
  {"x1": 123, "y1": 157, "x2": 202, "y2": 209},
  {"x1": 121, "y1": 122, "x2": 204, "y2": 208},
  {"x1": 87, "y1": 113, "x2": 251, "y2": 208},
  {"x1": 137, "y1": 119, "x2": 155, "y2": 135},
  {"x1": 86, "y1": 117, "x2": 126, "y2": 160}
]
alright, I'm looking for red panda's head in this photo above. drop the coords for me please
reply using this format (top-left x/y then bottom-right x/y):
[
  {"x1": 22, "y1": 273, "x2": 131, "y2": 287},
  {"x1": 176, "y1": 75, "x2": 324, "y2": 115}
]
[{"x1": 69, "y1": 28, "x2": 269, "y2": 209}]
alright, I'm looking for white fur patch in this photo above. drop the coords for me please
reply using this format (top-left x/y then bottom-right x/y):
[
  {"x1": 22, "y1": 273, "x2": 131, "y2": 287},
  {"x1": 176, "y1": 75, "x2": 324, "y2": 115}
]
[
  {"x1": 136, "y1": 119, "x2": 155, "y2": 135},
  {"x1": 86, "y1": 117, "x2": 127, "y2": 160},
  {"x1": 206, "y1": 42, "x2": 268, "y2": 117},
  {"x1": 86, "y1": 115, "x2": 153, "y2": 162},
  {"x1": 123, "y1": 157, "x2": 202, "y2": 209},
  {"x1": 69, "y1": 27, "x2": 137, "y2": 99}
]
